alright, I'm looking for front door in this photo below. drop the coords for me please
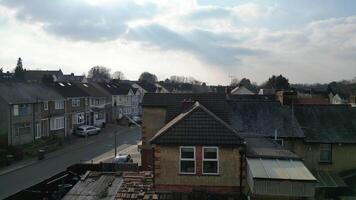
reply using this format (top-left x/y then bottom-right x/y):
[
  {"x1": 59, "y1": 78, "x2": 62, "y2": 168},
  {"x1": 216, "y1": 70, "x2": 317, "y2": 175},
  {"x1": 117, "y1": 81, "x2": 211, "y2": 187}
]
[
  {"x1": 41, "y1": 119, "x2": 48, "y2": 137},
  {"x1": 35, "y1": 122, "x2": 41, "y2": 139}
]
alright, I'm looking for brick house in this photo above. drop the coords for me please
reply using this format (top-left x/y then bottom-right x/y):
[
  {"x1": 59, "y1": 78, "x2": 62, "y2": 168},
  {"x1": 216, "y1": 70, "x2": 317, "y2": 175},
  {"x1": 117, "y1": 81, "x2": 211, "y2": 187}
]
[
  {"x1": 0, "y1": 82, "x2": 65, "y2": 145},
  {"x1": 47, "y1": 82, "x2": 90, "y2": 134},
  {"x1": 150, "y1": 102, "x2": 245, "y2": 198},
  {"x1": 73, "y1": 82, "x2": 107, "y2": 127}
]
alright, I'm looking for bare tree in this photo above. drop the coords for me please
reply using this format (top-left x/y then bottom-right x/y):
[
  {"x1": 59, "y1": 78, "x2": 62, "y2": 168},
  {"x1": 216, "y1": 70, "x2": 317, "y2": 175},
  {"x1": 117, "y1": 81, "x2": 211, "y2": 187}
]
[
  {"x1": 112, "y1": 71, "x2": 125, "y2": 80},
  {"x1": 88, "y1": 66, "x2": 111, "y2": 81}
]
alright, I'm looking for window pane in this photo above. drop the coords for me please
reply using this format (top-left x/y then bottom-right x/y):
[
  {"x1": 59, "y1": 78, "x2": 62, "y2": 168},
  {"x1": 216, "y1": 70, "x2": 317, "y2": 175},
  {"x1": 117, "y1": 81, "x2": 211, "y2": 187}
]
[
  {"x1": 204, "y1": 148, "x2": 217, "y2": 159},
  {"x1": 320, "y1": 150, "x2": 332, "y2": 162},
  {"x1": 181, "y1": 161, "x2": 195, "y2": 173},
  {"x1": 181, "y1": 148, "x2": 194, "y2": 159},
  {"x1": 203, "y1": 161, "x2": 218, "y2": 174}
]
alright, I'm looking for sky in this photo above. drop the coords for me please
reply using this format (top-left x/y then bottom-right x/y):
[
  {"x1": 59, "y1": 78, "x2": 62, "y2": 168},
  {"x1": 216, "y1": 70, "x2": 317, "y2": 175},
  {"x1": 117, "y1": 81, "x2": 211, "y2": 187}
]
[{"x1": 0, "y1": 0, "x2": 356, "y2": 85}]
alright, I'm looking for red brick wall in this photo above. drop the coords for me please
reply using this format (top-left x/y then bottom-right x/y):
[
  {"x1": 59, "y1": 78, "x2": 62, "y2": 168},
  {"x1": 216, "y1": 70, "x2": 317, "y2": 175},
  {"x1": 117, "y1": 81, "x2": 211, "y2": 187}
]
[
  {"x1": 141, "y1": 148, "x2": 153, "y2": 171},
  {"x1": 196, "y1": 145, "x2": 202, "y2": 176},
  {"x1": 155, "y1": 184, "x2": 240, "y2": 193}
]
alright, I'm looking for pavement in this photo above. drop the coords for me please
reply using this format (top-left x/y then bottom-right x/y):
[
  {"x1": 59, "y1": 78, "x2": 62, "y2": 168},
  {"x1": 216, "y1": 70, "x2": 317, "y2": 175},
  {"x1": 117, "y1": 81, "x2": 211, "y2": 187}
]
[{"x1": 0, "y1": 124, "x2": 142, "y2": 199}]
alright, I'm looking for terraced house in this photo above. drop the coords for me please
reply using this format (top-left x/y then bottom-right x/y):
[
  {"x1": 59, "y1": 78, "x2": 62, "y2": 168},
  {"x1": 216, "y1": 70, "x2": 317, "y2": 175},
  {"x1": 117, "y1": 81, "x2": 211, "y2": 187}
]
[
  {"x1": 0, "y1": 82, "x2": 65, "y2": 145},
  {"x1": 47, "y1": 82, "x2": 90, "y2": 134}
]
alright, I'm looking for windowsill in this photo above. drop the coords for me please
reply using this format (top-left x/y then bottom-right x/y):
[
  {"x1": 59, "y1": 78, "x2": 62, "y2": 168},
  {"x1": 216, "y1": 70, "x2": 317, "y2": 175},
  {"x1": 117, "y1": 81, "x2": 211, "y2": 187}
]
[
  {"x1": 319, "y1": 161, "x2": 332, "y2": 164},
  {"x1": 202, "y1": 173, "x2": 220, "y2": 176},
  {"x1": 179, "y1": 172, "x2": 196, "y2": 176}
]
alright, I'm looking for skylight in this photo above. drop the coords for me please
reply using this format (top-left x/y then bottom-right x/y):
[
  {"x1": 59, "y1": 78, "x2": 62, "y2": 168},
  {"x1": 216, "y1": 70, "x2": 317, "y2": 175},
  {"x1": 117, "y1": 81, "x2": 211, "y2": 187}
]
[
  {"x1": 107, "y1": 84, "x2": 111, "y2": 88},
  {"x1": 59, "y1": 83, "x2": 65, "y2": 87},
  {"x1": 83, "y1": 84, "x2": 88, "y2": 87},
  {"x1": 67, "y1": 83, "x2": 72, "y2": 86}
]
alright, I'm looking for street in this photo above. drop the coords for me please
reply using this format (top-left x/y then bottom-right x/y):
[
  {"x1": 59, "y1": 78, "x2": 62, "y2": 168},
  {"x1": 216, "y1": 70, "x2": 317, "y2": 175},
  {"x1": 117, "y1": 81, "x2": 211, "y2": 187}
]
[{"x1": 0, "y1": 126, "x2": 141, "y2": 199}]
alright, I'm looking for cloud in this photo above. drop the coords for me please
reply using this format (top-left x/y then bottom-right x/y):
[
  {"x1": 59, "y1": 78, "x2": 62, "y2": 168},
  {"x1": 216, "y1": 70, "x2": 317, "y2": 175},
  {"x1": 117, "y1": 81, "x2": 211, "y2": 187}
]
[
  {"x1": 0, "y1": 0, "x2": 156, "y2": 41},
  {"x1": 125, "y1": 24, "x2": 266, "y2": 67}
]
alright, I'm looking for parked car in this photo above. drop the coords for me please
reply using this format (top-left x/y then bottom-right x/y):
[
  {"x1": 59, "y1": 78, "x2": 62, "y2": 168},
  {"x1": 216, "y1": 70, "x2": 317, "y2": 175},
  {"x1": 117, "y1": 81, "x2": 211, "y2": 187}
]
[
  {"x1": 76, "y1": 125, "x2": 101, "y2": 137},
  {"x1": 112, "y1": 154, "x2": 133, "y2": 164}
]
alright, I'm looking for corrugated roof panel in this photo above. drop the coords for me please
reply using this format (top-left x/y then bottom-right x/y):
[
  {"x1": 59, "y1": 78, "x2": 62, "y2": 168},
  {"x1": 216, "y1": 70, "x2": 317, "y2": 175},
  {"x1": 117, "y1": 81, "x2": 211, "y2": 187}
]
[{"x1": 247, "y1": 158, "x2": 316, "y2": 181}]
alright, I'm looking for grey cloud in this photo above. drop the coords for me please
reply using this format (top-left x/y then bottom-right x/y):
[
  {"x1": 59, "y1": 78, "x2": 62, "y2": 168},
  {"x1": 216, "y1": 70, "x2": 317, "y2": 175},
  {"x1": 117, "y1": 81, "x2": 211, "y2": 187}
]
[
  {"x1": 126, "y1": 24, "x2": 266, "y2": 67},
  {"x1": 0, "y1": 0, "x2": 156, "y2": 41}
]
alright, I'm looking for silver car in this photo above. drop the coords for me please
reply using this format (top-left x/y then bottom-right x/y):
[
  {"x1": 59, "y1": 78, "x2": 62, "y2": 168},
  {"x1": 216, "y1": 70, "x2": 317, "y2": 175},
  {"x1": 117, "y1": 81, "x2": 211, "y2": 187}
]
[
  {"x1": 112, "y1": 154, "x2": 133, "y2": 164},
  {"x1": 76, "y1": 125, "x2": 101, "y2": 137}
]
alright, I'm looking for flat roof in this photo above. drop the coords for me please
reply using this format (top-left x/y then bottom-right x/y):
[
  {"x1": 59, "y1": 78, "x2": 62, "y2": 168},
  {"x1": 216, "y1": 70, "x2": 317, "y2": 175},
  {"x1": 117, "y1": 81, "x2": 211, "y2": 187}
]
[{"x1": 247, "y1": 158, "x2": 316, "y2": 181}]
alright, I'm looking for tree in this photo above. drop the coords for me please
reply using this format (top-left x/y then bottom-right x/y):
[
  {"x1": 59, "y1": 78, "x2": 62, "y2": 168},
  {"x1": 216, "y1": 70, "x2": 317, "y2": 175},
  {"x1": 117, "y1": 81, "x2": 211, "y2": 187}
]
[
  {"x1": 88, "y1": 66, "x2": 111, "y2": 81},
  {"x1": 14, "y1": 57, "x2": 25, "y2": 80},
  {"x1": 42, "y1": 74, "x2": 54, "y2": 83},
  {"x1": 263, "y1": 75, "x2": 290, "y2": 90},
  {"x1": 0, "y1": 68, "x2": 3, "y2": 74},
  {"x1": 112, "y1": 71, "x2": 125, "y2": 80},
  {"x1": 139, "y1": 72, "x2": 157, "y2": 83},
  {"x1": 230, "y1": 78, "x2": 239, "y2": 87}
]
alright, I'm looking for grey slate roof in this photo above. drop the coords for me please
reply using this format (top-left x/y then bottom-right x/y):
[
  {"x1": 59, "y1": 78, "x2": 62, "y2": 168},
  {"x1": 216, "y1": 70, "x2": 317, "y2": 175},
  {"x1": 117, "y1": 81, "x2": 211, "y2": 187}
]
[
  {"x1": 24, "y1": 70, "x2": 63, "y2": 82},
  {"x1": 73, "y1": 82, "x2": 107, "y2": 97},
  {"x1": 143, "y1": 93, "x2": 229, "y2": 123},
  {"x1": 150, "y1": 102, "x2": 243, "y2": 145},
  {"x1": 46, "y1": 82, "x2": 89, "y2": 98},
  {"x1": 242, "y1": 134, "x2": 300, "y2": 160},
  {"x1": 294, "y1": 104, "x2": 356, "y2": 143},
  {"x1": 229, "y1": 100, "x2": 304, "y2": 138},
  {"x1": 0, "y1": 82, "x2": 64, "y2": 104}
]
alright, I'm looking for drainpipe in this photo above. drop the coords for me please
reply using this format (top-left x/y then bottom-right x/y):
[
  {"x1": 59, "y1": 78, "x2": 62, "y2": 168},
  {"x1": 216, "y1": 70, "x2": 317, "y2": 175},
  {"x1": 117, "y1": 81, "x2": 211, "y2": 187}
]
[
  {"x1": 9, "y1": 104, "x2": 12, "y2": 146},
  {"x1": 239, "y1": 145, "x2": 246, "y2": 198}
]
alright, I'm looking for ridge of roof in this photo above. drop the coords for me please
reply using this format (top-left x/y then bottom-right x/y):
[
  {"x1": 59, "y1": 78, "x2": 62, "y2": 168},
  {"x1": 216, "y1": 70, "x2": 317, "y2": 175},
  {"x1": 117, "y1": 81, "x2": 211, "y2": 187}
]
[{"x1": 150, "y1": 101, "x2": 243, "y2": 145}]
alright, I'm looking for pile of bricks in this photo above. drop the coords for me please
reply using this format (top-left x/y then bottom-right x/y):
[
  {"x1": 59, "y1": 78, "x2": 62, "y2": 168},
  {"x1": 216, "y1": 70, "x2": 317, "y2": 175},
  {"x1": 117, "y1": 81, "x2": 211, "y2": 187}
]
[{"x1": 116, "y1": 171, "x2": 160, "y2": 200}]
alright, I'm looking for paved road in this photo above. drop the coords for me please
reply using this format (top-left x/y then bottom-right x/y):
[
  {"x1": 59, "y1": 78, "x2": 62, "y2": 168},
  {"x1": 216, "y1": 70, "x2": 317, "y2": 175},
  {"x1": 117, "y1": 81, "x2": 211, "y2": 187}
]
[{"x1": 0, "y1": 126, "x2": 141, "y2": 199}]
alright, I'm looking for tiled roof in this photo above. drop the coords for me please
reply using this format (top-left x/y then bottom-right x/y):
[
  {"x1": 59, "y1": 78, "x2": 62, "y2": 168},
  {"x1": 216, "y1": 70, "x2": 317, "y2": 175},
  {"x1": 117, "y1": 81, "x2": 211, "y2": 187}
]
[
  {"x1": 142, "y1": 93, "x2": 229, "y2": 123},
  {"x1": 242, "y1": 134, "x2": 300, "y2": 160},
  {"x1": 116, "y1": 171, "x2": 172, "y2": 200},
  {"x1": 229, "y1": 100, "x2": 304, "y2": 138},
  {"x1": 57, "y1": 74, "x2": 85, "y2": 82},
  {"x1": 136, "y1": 82, "x2": 157, "y2": 93},
  {"x1": 0, "y1": 82, "x2": 64, "y2": 104},
  {"x1": 47, "y1": 82, "x2": 89, "y2": 98},
  {"x1": 295, "y1": 104, "x2": 356, "y2": 143},
  {"x1": 73, "y1": 82, "x2": 107, "y2": 97},
  {"x1": 96, "y1": 82, "x2": 132, "y2": 95},
  {"x1": 24, "y1": 70, "x2": 63, "y2": 82},
  {"x1": 150, "y1": 102, "x2": 243, "y2": 145}
]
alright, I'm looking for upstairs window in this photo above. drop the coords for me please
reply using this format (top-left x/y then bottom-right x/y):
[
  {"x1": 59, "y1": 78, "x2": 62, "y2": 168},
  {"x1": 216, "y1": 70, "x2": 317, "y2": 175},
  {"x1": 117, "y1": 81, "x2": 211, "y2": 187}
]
[
  {"x1": 320, "y1": 144, "x2": 332, "y2": 163},
  {"x1": 203, "y1": 147, "x2": 219, "y2": 175},
  {"x1": 55, "y1": 100, "x2": 64, "y2": 110},
  {"x1": 72, "y1": 98, "x2": 80, "y2": 107},
  {"x1": 180, "y1": 146, "x2": 195, "y2": 174},
  {"x1": 13, "y1": 104, "x2": 30, "y2": 116},
  {"x1": 44, "y1": 101, "x2": 48, "y2": 110}
]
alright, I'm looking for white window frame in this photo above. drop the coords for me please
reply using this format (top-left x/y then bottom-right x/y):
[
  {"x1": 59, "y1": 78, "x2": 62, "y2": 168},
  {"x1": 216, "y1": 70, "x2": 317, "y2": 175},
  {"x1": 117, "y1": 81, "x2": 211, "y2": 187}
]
[
  {"x1": 320, "y1": 144, "x2": 332, "y2": 163},
  {"x1": 35, "y1": 122, "x2": 41, "y2": 139},
  {"x1": 50, "y1": 116, "x2": 64, "y2": 130},
  {"x1": 55, "y1": 100, "x2": 64, "y2": 110},
  {"x1": 13, "y1": 105, "x2": 19, "y2": 116},
  {"x1": 202, "y1": 146, "x2": 219, "y2": 175},
  {"x1": 72, "y1": 98, "x2": 80, "y2": 107},
  {"x1": 179, "y1": 146, "x2": 196, "y2": 175},
  {"x1": 44, "y1": 101, "x2": 48, "y2": 111},
  {"x1": 77, "y1": 112, "x2": 85, "y2": 124}
]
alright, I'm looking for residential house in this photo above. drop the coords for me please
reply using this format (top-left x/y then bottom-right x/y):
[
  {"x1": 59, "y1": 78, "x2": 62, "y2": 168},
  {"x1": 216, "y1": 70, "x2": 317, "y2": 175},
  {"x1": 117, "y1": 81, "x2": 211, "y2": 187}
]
[
  {"x1": 141, "y1": 93, "x2": 230, "y2": 171},
  {"x1": 47, "y1": 82, "x2": 90, "y2": 134},
  {"x1": 0, "y1": 82, "x2": 65, "y2": 145},
  {"x1": 258, "y1": 88, "x2": 275, "y2": 95},
  {"x1": 231, "y1": 85, "x2": 256, "y2": 95},
  {"x1": 24, "y1": 69, "x2": 63, "y2": 83},
  {"x1": 73, "y1": 82, "x2": 107, "y2": 127},
  {"x1": 132, "y1": 81, "x2": 168, "y2": 103},
  {"x1": 57, "y1": 73, "x2": 86, "y2": 83},
  {"x1": 293, "y1": 104, "x2": 356, "y2": 172},
  {"x1": 150, "y1": 102, "x2": 245, "y2": 198},
  {"x1": 329, "y1": 92, "x2": 348, "y2": 104}
]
